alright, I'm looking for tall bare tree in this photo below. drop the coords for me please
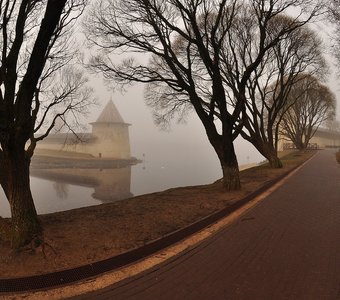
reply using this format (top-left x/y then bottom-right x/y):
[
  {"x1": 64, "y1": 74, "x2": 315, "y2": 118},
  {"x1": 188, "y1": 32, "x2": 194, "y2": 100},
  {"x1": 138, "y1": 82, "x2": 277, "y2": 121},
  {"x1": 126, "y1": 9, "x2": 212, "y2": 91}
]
[
  {"x1": 328, "y1": 0, "x2": 340, "y2": 65},
  {"x1": 0, "y1": 0, "x2": 91, "y2": 247},
  {"x1": 281, "y1": 75, "x2": 336, "y2": 150},
  {"x1": 86, "y1": 0, "x2": 322, "y2": 191},
  {"x1": 240, "y1": 16, "x2": 326, "y2": 168}
]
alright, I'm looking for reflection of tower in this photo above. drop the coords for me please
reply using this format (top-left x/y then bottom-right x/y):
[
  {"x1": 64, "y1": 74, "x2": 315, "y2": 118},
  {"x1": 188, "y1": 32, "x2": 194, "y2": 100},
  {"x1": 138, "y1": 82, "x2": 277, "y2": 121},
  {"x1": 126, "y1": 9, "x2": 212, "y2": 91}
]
[
  {"x1": 90, "y1": 100, "x2": 131, "y2": 159},
  {"x1": 92, "y1": 167, "x2": 133, "y2": 202},
  {"x1": 30, "y1": 166, "x2": 133, "y2": 203},
  {"x1": 53, "y1": 182, "x2": 69, "y2": 199}
]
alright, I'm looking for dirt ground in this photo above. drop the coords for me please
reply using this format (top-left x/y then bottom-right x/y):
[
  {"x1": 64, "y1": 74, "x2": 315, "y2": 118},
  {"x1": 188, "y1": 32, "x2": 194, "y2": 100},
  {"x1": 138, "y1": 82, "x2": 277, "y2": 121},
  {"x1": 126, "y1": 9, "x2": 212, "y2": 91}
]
[{"x1": 0, "y1": 151, "x2": 314, "y2": 278}]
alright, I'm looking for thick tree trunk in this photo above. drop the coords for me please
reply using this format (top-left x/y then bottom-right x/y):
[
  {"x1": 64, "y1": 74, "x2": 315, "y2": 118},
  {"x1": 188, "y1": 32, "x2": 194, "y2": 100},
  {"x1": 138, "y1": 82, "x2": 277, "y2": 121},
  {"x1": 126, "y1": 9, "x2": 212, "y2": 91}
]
[
  {"x1": 294, "y1": 140, "x2": 305, "y2": 151},
  {"x1": 214, "y1": 137, "x2": 241, "y2": 191},
  {"x1": 252, "y1": 139, "x2": 283, "y2": 168},
  {"x1": 2, "y1": 149, "x2": 41, "y2": 247},
  {"x1": 240, "y1": 127, "x2": 282, "y2": 169},
  {"x1": 267, "y1": 152, "x2": 283, "y2": 168},
  {"x1": 221, "y1": 160, "x2": 241, "y2": 190},
  {"x1": 261, "y1": 143, "x2": 283, "y2": 168}
]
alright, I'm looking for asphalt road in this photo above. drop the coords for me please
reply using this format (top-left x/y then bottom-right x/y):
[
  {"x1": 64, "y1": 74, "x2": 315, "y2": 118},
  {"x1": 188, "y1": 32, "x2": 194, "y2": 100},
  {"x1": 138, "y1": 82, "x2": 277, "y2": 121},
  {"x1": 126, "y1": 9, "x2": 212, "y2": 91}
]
[{"x1": 76, "y1": 149, "x2": 340, "y2": 300}]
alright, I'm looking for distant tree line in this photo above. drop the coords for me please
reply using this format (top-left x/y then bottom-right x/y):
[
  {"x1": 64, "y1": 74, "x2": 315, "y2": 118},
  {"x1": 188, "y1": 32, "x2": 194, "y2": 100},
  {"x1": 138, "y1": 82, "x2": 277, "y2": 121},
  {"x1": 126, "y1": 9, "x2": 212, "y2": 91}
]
[{"x1": 0, "y1": 0, "x2": 338, "y2": 247}]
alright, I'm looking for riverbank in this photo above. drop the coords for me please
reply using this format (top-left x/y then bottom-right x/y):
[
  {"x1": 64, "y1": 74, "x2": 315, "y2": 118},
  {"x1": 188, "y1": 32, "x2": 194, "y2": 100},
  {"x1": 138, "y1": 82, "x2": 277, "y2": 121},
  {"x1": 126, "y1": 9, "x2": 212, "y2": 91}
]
[
  {"x1": 31, "y1": 149, "x2": 141, "y2": 169},
  {"x1": 0, "y1": 151, "x2": 315, "y2": 278}
]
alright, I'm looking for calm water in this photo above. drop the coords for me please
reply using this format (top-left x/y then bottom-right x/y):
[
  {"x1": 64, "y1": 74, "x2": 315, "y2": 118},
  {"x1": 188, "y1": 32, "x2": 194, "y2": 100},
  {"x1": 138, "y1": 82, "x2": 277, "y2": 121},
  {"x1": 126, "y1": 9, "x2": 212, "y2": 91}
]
[
  {"x1": 0, "y1": 156, "x2": 223, "y2": 218},
  {"x1": 0, "y1": 142, "x2": 263, "y2": 218}
]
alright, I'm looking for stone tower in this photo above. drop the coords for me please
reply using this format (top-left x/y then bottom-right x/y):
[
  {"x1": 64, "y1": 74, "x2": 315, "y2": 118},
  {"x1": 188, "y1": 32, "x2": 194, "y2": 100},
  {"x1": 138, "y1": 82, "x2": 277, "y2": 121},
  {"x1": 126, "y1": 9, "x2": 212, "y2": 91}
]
[{"x1": 90, "y1": 100, "x2": 131, "y2": 159}]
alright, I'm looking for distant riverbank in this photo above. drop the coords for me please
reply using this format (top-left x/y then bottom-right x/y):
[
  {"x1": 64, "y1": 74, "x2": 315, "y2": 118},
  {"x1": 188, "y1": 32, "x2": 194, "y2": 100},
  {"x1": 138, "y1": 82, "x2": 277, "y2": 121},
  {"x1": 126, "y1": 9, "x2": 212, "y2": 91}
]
[{"x1": 31, "y1": 149, "x2": 141, "y2": 169}]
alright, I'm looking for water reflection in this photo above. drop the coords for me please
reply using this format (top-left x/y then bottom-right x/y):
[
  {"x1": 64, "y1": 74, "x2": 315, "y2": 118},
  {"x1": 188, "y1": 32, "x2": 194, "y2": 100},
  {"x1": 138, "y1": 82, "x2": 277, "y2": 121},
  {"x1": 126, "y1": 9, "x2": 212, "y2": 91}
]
[
  {"x1": 31, "y1": 167, "x2": 133, "y2": 204},
  {"x1": 53, "y1": 182, "x2": 69, "y2": 200}
]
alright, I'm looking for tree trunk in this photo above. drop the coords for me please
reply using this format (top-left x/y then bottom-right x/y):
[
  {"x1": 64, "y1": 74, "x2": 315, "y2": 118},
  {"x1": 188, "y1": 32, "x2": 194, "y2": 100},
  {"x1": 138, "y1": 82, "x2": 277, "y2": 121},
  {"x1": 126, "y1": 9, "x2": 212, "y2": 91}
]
[
  {"x1": 258, "y1": 142, "x2": 282, "y2": 168},
  {"x1": 214, "y1": 136, "x2": 241, "y2": 191},
  {"x1": 1, "y1": 149, "x2": 42, "y2": 247},
  {"x1": 240, "y1": 127, "x2": 283, "y2": 169},
  {"x1": 241, "y1": 133, "x2": 283, "y2": 169},
  {"x1": 221, "y1": 160, "x2": 241, "y2": 190},
  {"x1": 294, "y1": 140, "x2": 305, "y2": 151},
  {"x1": 267, "y1": 152, "x2": 283, "y2": 168}
]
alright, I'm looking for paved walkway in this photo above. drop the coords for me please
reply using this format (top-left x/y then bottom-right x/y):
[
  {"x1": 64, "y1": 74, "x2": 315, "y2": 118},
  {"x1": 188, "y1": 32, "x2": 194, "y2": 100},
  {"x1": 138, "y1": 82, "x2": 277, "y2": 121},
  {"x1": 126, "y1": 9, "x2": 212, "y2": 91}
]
[{"x1": 76, "y1": 150, "x2": 340, "y2": 300}]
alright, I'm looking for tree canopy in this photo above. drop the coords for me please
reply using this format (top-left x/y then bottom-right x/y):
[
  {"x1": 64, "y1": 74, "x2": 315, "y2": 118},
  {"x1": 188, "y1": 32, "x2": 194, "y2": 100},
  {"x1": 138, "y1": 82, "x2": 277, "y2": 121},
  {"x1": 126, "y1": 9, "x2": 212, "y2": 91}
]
[
  {"x1": 328, "y1": 0, "x2": 340, "y2": 66},
  {"x1": 86, "y1": 0, "x2": 323, "y2": 190},
  {"x1": 241, "y1": 15, "x2": 326, "y2": 168},
  {"x1": 281, "y1": 75, "x2": 336, "y2": 150}
]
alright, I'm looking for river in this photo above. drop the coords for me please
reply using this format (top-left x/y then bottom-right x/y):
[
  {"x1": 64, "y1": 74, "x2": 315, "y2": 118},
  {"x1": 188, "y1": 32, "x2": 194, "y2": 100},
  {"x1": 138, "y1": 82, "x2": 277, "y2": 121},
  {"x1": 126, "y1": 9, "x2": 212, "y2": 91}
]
[{"x1": 0, "y1": 139, "x2": 264, "y2": 218}]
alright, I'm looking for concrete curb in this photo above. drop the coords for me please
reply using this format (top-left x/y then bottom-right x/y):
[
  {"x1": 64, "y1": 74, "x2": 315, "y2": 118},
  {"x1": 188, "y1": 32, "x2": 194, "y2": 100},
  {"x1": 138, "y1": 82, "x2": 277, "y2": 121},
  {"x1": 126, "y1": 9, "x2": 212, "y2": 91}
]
[{"x1": 0, "y1": 152, "x2": 317, "y2": 294}]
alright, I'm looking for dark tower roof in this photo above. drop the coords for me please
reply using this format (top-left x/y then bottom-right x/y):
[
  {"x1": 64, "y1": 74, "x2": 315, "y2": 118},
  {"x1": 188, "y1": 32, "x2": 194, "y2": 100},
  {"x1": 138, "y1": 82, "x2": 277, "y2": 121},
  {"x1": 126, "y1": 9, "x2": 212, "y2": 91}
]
[{"x1": 94, "y1": 100, "x2": 126, "y2": 124}]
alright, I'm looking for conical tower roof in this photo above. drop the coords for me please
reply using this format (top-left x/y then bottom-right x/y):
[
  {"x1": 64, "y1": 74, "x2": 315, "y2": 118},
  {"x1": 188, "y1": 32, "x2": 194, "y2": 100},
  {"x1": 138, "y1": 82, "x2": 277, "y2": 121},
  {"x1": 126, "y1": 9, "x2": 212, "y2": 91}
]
[{"x1": 94, "y1": 100, "x2": 125, "y2": 124}]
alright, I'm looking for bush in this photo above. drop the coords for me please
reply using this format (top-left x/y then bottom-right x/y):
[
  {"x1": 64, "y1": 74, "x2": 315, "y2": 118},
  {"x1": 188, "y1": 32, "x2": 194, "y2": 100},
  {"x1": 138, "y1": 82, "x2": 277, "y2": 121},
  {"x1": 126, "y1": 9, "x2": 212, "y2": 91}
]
[{"x1": 336, "y1": 152, "x2": 340, "y2": 164}]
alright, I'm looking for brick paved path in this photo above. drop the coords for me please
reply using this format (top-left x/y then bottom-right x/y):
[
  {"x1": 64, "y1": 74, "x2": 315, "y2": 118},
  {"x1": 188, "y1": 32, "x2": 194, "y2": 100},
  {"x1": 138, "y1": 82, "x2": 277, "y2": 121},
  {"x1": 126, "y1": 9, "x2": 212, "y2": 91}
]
[{"x1": 77, "y1": 150, "x2": 340, "y2": 300}]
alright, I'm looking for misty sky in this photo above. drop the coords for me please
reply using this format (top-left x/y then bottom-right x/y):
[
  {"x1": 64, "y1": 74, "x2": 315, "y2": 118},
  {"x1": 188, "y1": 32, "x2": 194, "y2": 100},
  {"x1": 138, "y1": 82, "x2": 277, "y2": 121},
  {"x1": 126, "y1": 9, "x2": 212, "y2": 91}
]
[
  {"x1": 86, "y1": 79, "x2": 266, "y2": 168},
  {"x1": 85, "y1": 69, "x2": 339, "y2": 177}
]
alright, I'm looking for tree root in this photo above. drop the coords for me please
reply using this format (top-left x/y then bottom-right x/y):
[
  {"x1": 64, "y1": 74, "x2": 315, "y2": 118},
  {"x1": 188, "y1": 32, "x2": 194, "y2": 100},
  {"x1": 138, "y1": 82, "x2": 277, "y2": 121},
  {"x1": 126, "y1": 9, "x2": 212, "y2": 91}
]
[
  {"x1": 38, "y1": 239, "x2": 58, "y2": 260},
  {"x1": 10, "y1": 235, "x2": 58, "y2": 262}
]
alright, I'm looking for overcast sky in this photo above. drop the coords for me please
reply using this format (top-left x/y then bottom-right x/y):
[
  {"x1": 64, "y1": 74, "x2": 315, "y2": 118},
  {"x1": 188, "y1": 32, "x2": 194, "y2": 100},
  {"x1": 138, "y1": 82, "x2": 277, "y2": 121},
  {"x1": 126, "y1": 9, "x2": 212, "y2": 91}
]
[{"x1": 86, "y1": 43, "x2": 340, "y2": 171}]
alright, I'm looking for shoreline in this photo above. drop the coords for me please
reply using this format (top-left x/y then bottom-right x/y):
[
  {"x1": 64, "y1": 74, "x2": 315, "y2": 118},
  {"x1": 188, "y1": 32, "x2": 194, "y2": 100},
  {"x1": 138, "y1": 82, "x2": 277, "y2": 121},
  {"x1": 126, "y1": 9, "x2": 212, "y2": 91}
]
[{"x1": 31, "y1": 154, "x2": 141, "y2": 170}]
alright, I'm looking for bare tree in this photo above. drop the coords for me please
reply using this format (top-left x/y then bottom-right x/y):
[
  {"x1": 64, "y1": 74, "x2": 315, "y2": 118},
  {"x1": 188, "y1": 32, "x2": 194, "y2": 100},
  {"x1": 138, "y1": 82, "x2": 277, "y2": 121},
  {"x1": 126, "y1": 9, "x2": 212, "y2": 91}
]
[
  {"x1": 281, "y1": 75, "x2": 336, "y2": 150},
  {"x1": 240, "y1": 16, "x2": 327, "y2": 168},
  {"x1": 0, "y1": 0, "x2": 91, "y2": 247},
  {"x1": 328, "y1": 0, "x2": 340, "y2": 65},
  {"x1": 86, "y1": 0, "x2": 322, "y2": 191}
]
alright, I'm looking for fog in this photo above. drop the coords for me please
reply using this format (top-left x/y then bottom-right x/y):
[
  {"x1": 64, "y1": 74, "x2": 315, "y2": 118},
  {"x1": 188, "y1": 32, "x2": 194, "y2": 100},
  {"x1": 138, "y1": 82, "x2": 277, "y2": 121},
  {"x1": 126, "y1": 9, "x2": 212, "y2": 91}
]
[
  {"x1": 1, "y1": 80, "x2": 268, "y2": 217},
  {"x1": 1, "y1": 4, "x2": 340, "y2": 217},
  {"x1": 1, "y1": 85, "x2": 267, "y2": 217},
  {"x1": 78, "y1": 9, "x2": 340, "y2": 178},
  {"x1": 87, "y1": 81, "x2": 266, "y2": 169},
  {"x1": 87, "y1": 71, "x2": 340, "y2": 169},
  {"x1": 84, "y1": 17, "x2": 340, "y2": 173}
]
